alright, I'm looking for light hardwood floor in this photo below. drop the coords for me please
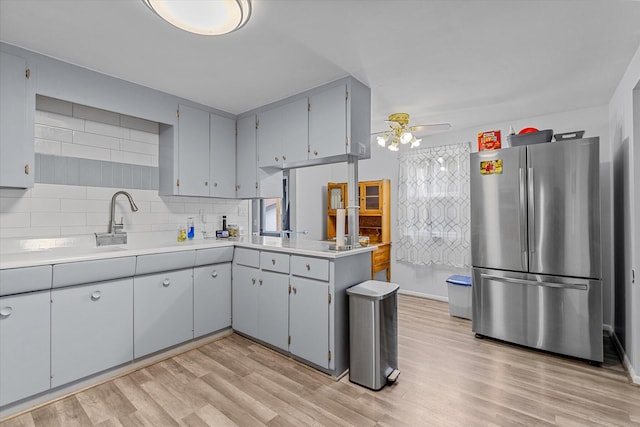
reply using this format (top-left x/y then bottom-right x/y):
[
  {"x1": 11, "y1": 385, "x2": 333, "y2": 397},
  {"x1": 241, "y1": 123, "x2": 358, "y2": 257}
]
[{"x1": 2, "y1": 295, "x2": 639, "y2": 426}]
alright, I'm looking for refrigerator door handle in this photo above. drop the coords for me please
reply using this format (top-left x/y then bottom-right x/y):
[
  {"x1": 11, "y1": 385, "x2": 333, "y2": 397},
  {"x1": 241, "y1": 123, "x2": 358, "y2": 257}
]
[
  {"x1": 519, "y1": 167, "x2": 528, "y2": 269},
  {"x1": 528, "y1": 167, "x2": 535, "y2": 253},
  {"x1": 480, "y1": 273, "x2": 588, "y2": 291}
]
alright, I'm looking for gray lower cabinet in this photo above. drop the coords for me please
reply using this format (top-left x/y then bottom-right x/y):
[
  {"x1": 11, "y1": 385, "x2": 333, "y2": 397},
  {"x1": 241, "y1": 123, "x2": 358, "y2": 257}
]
[
  {"x1": 231, "y1": 263, "x2": 259, "y2": 337},
  {"x1": 134, "y1": 269, "x2": 194, "y2": 358},
  {"x1": 0, "y1": 290, "x2": 50, "y2": 406},
  {"x1": 50, "y1": 279, "x2": 133, "y2": 388},
  {"x1": 194, "y1": 262, "x2": 231, "y2": 337},
  {"x1": 231, "y1": 263, "x2": 289, "y2": 351},
  {"x1": 289, "y1": 276, "x2": 330, "y2": 368}
]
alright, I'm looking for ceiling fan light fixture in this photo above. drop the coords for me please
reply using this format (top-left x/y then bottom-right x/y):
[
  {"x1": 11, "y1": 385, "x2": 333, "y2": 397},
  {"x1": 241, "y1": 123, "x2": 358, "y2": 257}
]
[
  {"x1": 411, "y1": 138, "x2": 421, "y2": 148},
  {"x1": 377, "y1": 135, "x2": 388, "y2": 147},
  {"x1": 400, "y1": 131, "x2": 413, "y2": 144},
  {"x1": 143, "y1": 0, "x2": 251, "y2": 35}
]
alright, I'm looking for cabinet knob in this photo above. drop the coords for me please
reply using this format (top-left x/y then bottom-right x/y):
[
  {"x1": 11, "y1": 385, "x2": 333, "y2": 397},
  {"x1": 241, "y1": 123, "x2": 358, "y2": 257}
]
[
  {"x1": 282, "y1": 155, "x2": 286, "y2": 160},
  {"x1": 292, "y1": 287, "x2": 297, "y2": 294},
  {"x1": 0, "y1": 306, "x2": 13, "y2": 317},
  {"x1": 214, "y1": 182, "x2": 218, "y2": 187},
  {"x1": 163, "y1": 278, "x2": 171, "y2": 287},
  {"x1": 305, "y1": 263, "x2": 311, "y2": 271},
  {"x1": 252, "y1": 278, "x2": 256, "y2": 284},
  {"x1": 204, "y1": 181, "x2": 208, "y2": 186},
  {"x1": 259, "y1": 279, "x2": 263, "y2": 286},
  {"x1": 272, "y1": 259, "x2": 276, "y2": 265},
  {"x1": 211, "y1": 271, "x2": 218, "y2": 278},
  {"x1": 275, "y1": 156, "x2": 279, "y2": 162},
  {"x1": 91, "y1": 291, "x2": 102, "y2": 301},
  {"x1": 313, "y1": 151, "x2": 318, "y2": 156}
]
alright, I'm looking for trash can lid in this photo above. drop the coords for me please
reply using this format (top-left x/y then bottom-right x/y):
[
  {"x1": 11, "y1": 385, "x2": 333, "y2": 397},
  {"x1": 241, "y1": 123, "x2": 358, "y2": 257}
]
[
  {"x1": 446, "y1": 275, "x2": 472, "y2": 286},
  {"x1": 346, "y1": 280, "x2": 400, "y2": 299}
]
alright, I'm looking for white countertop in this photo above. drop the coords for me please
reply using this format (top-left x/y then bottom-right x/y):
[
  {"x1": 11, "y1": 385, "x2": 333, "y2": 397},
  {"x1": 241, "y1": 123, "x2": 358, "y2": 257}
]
[{"x1": 0, "y1": 235, "x2": 375, "y2": 270}]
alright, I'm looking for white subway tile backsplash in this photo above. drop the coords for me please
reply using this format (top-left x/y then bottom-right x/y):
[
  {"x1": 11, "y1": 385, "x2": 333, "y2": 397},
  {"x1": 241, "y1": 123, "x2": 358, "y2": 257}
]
[
  {"x1": 1, "y1": 227, "x2": 61, "y2": 239},
  {"x1": 36, "y1": 95, "x2": 73, "y2": 117},
  {"x1": 121, "y1": 139, "x2": 158, "y2": 156},
  {"x1": 0, "y1": 213, "x2": 31, "y2": 228},
  {"x1": 129, "y1": 129, "x2": 159, "y2": 144},
  {"x1": 61, "y1": 142, "x2": 111, "y2": 161},
  {"x1": 116, "y1": 150, "x2": 154, "y2": 167},
  {"x1": 73, "y1": 104, "x2": 120, "y2": 126},
  {"x1": 30, "y1": 184, "x2": 86, "y2": 199},
  {"x1": 36, "y1": 124, "x2": 73, "y2": 143},
  {"x1": 86, "y1": 212, "x2": 110, "y2": 227},
  {"x1": 121, "y1": 115, "x2": 159, "y2": 134},
  {"x1": 85, "y1": 120, "x2": 129, "y2": 139},
  {"x1": 73, "y1": 130, "x2": 121, "y2": 150},
  {"x1": 0, "y1": 197, "x2": 60, "y2": 214},
  {"x1": 36, "y1": 110, "x2": 85, "y2": 131},
  {"x1": 35, "y1": 138, "x2": 62, "y2": 156},
  {"x1": 61, "y1": 199, "x2": 107, "y2": 213}
]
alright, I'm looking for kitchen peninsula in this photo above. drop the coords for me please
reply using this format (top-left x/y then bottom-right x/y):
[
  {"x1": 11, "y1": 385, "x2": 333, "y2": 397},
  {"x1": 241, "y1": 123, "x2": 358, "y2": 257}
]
[{"x1": 0, "y1": 236, "x2": 373, "y2": 417}]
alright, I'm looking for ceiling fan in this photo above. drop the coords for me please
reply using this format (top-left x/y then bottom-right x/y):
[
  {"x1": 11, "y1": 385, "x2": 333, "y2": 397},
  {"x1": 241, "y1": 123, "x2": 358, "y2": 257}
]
[{"x1": 372, "y1": 113, "x2": 451, "y2": 151}]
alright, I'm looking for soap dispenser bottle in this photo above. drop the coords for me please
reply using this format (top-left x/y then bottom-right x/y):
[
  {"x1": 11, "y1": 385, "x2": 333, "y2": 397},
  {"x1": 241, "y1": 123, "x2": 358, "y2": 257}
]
[{"x1": 187, "y1": 217, "x2": 195, "y2": 239}]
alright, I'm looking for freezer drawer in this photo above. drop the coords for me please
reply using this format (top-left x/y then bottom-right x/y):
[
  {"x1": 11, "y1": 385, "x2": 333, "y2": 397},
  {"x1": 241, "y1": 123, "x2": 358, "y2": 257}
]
[{"x1": 472, "y1": 268, "x2": 603, "y2": 362}]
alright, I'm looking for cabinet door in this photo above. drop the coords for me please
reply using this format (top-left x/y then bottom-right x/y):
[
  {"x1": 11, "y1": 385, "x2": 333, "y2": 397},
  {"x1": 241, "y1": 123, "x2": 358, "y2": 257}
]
[
  {"x1": 236, "y1": 115, "x2": 258, "y2": 198},
  {"x1": 51, "y1": 279, "x2": 133, "y2": 387},
  {"x1": 257, "y1": 98, "x2": 308, "y2": 167},
  {"x1": 178, "y1": 104, "x2": 210, "y2": 196},
  {"x1": 359, "y1": 181, "x2": 383, "y2": 215},
  {"x1": 231, "y1": 264, "x2": 259, "y2": 337},
  {"x1": 289, "y1": 277, "x2": 330, "y2": 368},
  {"x1": 209, "y1": 113, "x2": 236, "y2": 198},
  {"x1": 134, "y1": 269, "x2": 194, "y2": 358},
  {"x1": 0, "y1": 290, "x2": 50, "y2": 406},
  {"x1": 257, "y1": 270, "x2": 289, "y2": 351},
  {"x1": 0, "y1": 51, "x2": 35, "y2": 189},
  {"x1": 194, "y1": 263, "x2": 231, "y2": 337},
  {"x1": 327, "y1": 182, "x2": 348, "y2": 214},
  {"x1": 309, "y1": 84, "x2": 347, "y2": 160}
]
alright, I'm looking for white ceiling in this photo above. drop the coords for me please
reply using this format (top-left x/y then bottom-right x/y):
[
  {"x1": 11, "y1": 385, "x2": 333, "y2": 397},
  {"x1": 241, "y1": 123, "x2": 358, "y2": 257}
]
[{"x1": 1, "y1": 0, "x2": 640, "y2": 135}]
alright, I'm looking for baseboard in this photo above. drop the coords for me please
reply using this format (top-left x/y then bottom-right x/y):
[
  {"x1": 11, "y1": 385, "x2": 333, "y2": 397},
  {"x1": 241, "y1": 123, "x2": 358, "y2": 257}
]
[
  {"x1": 609, "y1": 330, "x2": 640, "y2": 385},
  {"x1": 398, "y1": 289, "x2": 448, "y2": 302}
]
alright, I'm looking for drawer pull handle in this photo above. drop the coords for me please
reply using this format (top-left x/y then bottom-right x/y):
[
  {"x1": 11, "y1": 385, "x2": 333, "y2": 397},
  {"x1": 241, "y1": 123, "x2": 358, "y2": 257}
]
[
  {"x1": 91, "y1": 291, "x2": 102, "y2": 301},
  {"x1": 163, "y1": 278, "x2": 171, "y2": 287},
  {"x1": 272, "y1": 259, "x2": 276, "y2": 265},
  {"x1": 0, "y1": 306, "x2": 13, "y2": 317},
  {"x1": 211, "y1": 271, "x2": 218, "y2": 278},
  {"x1": 306, "y1": 263, "x2": 310, "y2": 271}
]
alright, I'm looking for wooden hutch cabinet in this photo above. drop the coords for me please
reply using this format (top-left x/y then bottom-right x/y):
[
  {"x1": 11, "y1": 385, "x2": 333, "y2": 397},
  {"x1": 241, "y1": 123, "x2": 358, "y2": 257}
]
[{"x1": 327, "y1": 179, "x2": 391, "y2": 281}]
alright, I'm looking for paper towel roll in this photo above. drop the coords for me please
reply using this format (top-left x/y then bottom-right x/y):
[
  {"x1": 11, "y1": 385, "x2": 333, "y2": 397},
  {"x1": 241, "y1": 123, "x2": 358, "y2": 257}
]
[{"x1": 336, "y1": 208, "x2": 346, "y2": 247}]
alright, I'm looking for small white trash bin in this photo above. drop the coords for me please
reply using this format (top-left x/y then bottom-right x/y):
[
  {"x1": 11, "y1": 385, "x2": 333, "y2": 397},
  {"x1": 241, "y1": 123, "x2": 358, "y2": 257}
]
[{"x1": 446, "y1": 275, "x2": 472, "y2": 320}]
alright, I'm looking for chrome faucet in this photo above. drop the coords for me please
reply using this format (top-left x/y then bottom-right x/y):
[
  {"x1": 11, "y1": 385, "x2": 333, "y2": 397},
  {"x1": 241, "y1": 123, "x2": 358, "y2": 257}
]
[
  {"x1": 108, "y1": 191, "x2": 138, "y2": 233},
  {"x1": 96, "y1": 191, "x2": 138, "y2": 246}
]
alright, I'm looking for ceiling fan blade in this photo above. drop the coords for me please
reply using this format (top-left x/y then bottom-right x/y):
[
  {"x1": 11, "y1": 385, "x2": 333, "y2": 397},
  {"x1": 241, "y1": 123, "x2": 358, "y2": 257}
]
[
  {"x1": 409, "y1": 123, "x2": 452, "y2": 132},
  {"x1": 370, "y1": 130, "x2": 388, "y2": 136},
  {"x1": 385, "y1": 120, "x2": 402, "y2": 129}
]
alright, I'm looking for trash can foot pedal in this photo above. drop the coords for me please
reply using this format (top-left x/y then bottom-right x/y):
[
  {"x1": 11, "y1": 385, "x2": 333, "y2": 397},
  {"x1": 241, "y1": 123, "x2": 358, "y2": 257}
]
[{"x1": 387, "y1": 369, "x2": 400, "y2": 383}]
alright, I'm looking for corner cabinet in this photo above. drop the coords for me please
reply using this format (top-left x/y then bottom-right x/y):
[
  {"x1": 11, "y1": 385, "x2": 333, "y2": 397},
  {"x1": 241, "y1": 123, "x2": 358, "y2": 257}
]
[
  {"x1": 327, "y1": 179, "x2": 391, "y2": 281},
  {"x1": 0, "y1": 50, "x2": 35, "y2": 189},
  {"x1": 159, "y1": 105, "x2": 236, "y2": 197}
]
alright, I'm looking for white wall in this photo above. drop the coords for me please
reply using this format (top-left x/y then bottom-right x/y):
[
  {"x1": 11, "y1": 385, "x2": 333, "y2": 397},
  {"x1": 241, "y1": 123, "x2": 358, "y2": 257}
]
[
  {"x1": 609, "y1": 41, "x2": 640, "y2": 384},
  {"x1": 293, "y1": 105, "x2": 612, "y2": 307}
]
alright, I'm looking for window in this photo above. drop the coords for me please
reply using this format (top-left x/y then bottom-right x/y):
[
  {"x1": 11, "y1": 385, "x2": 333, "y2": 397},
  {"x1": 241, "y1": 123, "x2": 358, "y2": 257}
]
[{"x1": 258, "y1": 174, "x2": 289, "y2": 237}]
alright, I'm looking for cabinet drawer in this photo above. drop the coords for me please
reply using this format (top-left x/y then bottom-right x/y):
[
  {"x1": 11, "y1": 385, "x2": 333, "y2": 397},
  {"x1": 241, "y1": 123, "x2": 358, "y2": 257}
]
[
  {"x1": 0, "y1": 265, "x2": 52, "y2": 296},
  {"x1": 135, "y1": 250, "x2": 196, "y2": 275},
  {"x1": 372, "y1": 244, "x2": 390, "y2": 265},
  {"x1": 234, "y1": 247, "x2": 260, "y2": 268},
  {"x1": 195, "y1": 246, "x2": 234, "y2": 267},
  {"x1": 290, "y1": 256, "x2": 329, "y2": 282},
  {"x1": 260, "y1": 251, "x2": 290, "y2": 273},
  {"x1": 53, "y1": 257, "x2": 136, "y2": 288}
]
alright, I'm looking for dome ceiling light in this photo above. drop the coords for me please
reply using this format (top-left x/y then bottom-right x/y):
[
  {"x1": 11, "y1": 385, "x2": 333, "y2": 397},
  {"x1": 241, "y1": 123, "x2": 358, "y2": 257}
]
[
  {"x1": 372, "y1": 113, "x2": 451, "y2": 151},
  {"x1": 142, "y1": 0, "x2": 252, "y2": 36}
]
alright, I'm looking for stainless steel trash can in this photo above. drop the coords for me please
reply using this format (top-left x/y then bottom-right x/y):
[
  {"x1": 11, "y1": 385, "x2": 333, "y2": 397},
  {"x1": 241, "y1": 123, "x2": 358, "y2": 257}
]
[{"x1": 346, "y1": 280, "x2": 400, "y2": 390}]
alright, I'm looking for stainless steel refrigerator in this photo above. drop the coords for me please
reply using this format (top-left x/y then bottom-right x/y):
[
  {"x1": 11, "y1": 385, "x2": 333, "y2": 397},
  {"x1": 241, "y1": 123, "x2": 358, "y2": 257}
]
[{"x1": 470, "y1": 137, "x2": 603, "y2": 362}]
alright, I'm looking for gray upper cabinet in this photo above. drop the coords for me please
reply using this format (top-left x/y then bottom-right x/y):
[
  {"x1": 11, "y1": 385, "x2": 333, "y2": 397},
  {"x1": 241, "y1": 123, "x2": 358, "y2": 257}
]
[
  {"x1": 0, "y1": 50, "x2": 35, "y2": 189},
  {"x1": 308, "y1": 84, "x2": 348, "y2": 160},
  {"x1": 209, "y1": 113, "x2": 236, "y2": 198},
  {"x1": 0, "y1": 290, "x2": 50, "y2": 406},
  {"x1": 236, "y1": 115, "x2": 258, "y2": 198},
  {"x1": 177, "y1": 104, "x2": 210, "y2": 196},
  {"x1": 257, "y1": 97, "x2": 309, "y2": 168}
]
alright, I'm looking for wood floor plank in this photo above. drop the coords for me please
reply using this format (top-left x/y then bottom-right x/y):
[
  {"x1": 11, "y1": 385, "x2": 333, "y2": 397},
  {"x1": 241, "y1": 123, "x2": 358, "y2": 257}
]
[{"x1": 3, "y1": 295, "x2": 638, "y2": 427}]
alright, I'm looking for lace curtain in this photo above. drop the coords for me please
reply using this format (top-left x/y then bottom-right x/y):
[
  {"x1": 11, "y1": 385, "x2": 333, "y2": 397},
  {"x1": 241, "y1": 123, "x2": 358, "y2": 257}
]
[{"x1": 396, "y1": 142, "x2": 471, "y2": 268}]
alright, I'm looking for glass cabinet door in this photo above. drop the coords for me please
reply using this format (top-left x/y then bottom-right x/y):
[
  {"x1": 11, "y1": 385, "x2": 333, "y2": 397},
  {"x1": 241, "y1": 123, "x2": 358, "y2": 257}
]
[
  {"x1": 327, "y1": 183, "x2": 347, "y2": 214},
  {"x1": 359, "y1": 182, "x2": 382, "y2": 215}
]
